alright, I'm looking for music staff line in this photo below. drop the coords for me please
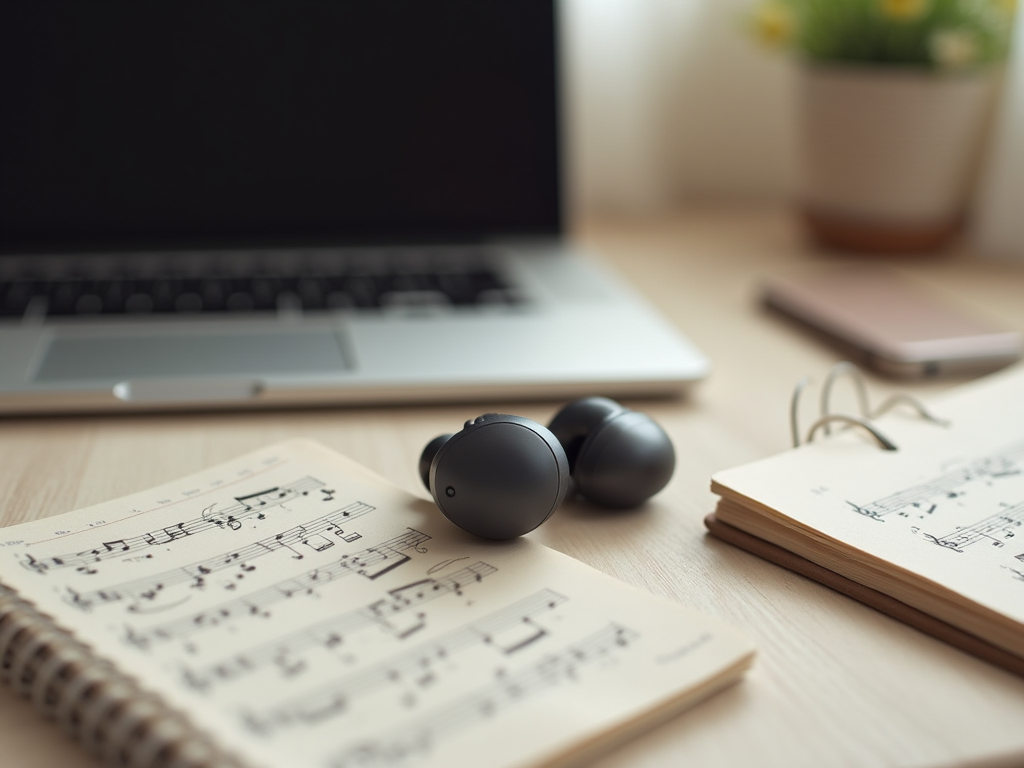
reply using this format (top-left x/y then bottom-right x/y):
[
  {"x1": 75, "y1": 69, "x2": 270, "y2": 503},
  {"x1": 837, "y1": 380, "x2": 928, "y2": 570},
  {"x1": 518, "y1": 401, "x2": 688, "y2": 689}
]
[
  {"x1": 848, "y1": 440, "x2": 1024, "y2": 522},
  {"x1": 924, "y1": 502, "x2": 1024, "y2": 553},
  {"x1": 183, "y1": 561, "x2": 500, "y2": 693},
  {"x1": 63, "y1": 501, "x2": 376, "y2": 612},
  {"x1": 124, "y1": 528, "x2": 432, "y2": 650},
  {"x1": 329, "y1": 623, "x2": 639, "y2": 768},
  {"x1": 241, "y1": 587, "x2": 567, "y2": 736},
  {"x1": 20, "y1": 476, "x2": 329, "y2": 575},
  {"x1": 24, "y1": 454, "x2": 289, "y2": 546}
]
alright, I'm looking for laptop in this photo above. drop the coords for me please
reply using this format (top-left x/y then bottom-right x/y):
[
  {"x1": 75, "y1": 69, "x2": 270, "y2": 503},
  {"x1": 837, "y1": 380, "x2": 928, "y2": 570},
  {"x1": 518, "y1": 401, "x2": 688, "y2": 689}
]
[{"x1": 0, "y1": 0, "x2": 710, "y2": 415}]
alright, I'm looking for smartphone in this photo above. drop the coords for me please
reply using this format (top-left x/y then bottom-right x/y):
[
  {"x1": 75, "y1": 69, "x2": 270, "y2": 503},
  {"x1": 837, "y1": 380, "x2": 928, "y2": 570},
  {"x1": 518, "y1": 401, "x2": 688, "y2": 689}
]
[{"x1": 762, "y1": 266, "x2": 1023, "y2": 378}]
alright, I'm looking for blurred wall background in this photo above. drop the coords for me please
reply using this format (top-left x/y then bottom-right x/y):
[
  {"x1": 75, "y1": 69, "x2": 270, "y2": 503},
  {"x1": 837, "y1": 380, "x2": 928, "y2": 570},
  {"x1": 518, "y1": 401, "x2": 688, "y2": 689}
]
[
  {"x1": 560, "y1": 0, "x2": 1023, "y2": 258},
  {"x1": 972, "y1": 3, "x2": 1024, "y2": 259},
  {"x1": 561, "y1": 0, "x2": 797, "y2": 215}
]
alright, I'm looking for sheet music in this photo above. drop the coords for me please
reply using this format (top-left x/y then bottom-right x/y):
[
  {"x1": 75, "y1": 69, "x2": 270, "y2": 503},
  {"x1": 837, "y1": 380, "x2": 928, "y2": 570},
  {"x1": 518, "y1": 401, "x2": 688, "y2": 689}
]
[
  {"x1": 713, "y1": 365, "x2": 1024, "y2": 658},
  {"x1": 0, "y1": 440, "x2": 753, "y2": 768}
]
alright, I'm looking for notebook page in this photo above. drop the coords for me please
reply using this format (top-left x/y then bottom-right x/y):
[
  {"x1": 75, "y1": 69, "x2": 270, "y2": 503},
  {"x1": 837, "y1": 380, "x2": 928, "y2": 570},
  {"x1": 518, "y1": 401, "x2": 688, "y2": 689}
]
[
  {"x1": 0, "y1": 439, "x2": 753, "y2": 768},
  {"x1": 713, "y1": 365, "x2": 1024, "y2": 657}
]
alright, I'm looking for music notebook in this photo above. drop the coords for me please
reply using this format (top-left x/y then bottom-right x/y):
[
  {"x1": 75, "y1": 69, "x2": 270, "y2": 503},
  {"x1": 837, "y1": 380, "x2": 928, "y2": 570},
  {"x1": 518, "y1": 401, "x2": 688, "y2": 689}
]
[
  {"x1": 0, "y1": 439, "x2": 754, "y2": 768},
  {"x1": 707, "y1": 363, "x2": 1024, "y2": 678}
]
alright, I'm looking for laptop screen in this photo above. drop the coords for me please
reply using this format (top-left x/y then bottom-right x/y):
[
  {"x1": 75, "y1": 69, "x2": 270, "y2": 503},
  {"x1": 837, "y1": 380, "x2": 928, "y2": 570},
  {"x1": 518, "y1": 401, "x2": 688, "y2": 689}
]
[{"x1": 0, "y1": 0, "x2": 562, "y2": 253}]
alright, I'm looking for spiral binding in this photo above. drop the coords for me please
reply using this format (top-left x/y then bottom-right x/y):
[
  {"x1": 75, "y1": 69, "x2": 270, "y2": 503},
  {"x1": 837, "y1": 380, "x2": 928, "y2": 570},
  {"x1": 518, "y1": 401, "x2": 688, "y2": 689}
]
[
  {"x1": 790, "y1": 361, "x2": 949, "y2": 450},
  {"x1": 0, "y1": 584, "x2": 246, "y2": 768}
]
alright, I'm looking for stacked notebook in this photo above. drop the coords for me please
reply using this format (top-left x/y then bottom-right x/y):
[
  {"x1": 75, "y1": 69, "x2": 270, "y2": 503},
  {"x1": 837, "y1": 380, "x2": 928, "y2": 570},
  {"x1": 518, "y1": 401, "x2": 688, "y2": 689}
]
[{"x1": 708, "y1": 364, "x2": 1024, "y2": 677}]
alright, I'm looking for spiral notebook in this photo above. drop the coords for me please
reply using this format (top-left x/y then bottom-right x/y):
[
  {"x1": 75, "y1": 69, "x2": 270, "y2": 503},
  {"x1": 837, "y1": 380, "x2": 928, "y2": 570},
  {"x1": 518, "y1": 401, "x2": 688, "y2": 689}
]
[
  {"x1": 0, "y1": 439, "x2": 754, "y2": 768},
  {"x1": 707, "y1": 363, "x2": 1024, "y2": 678}
]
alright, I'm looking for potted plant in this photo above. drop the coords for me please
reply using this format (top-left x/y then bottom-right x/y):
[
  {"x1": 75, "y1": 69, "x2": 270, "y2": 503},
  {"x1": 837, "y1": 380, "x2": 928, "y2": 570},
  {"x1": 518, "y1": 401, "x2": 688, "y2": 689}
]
[{"x1": 752, "y1": 0, "x2": 1017, "y2": 252}]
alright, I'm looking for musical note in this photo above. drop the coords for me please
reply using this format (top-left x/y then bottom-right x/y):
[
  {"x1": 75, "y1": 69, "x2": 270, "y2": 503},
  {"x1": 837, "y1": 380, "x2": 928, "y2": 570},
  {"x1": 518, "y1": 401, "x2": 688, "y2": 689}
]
[
  {"x1": 830, "y1": 434, "x2": 1024, "y2": 585},
  {"x1": 848, "y1": 440, "x2": 1024, "y2": 522},
  {"x1": 20, "y1": 554, "x2": 46, "y2": 575},
  {"x1": 125, "y1": 529, "x2": 431, "y2": 649},
  {"x1": 182, "y1": 563, "x2": 502, "y2": 692},
  {"x1": 233, "y1": 488, "x2": 284, "y2": 511},
  {"x1": 63, "y1": 502, "x2": 376, "y2": 612},
  {"x1": 20, "y1": 476, "x2": 329, "y2": 575},
  {"x1": 240, "y1": 588, "x2": 567, "y2": 734},
  {"x1": 302, "y1": 535, "x2": 335, "y2": 553},
  {"x1": 326, "y1": 623, "x2": 638, "y2": 768},
  {"x1": 923, "y1": 503, "x2": 1024, "y2": 553},
  {"x1": 347, "y1": 533, "x2": 425, "y2": 581}
]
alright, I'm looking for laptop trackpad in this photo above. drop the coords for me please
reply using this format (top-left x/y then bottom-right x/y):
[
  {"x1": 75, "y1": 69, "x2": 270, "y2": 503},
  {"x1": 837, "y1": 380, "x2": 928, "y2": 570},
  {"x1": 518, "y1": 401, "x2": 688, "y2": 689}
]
[{"x1": 35, "y1": 329, "x2": 349, "y2": 382}]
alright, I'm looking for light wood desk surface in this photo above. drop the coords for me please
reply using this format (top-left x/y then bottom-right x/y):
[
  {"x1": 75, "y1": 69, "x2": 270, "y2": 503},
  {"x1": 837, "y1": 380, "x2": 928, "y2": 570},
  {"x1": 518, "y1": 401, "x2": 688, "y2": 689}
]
[{"x1": 3, "y1": 205, "x2": 1024, "y2": 768}]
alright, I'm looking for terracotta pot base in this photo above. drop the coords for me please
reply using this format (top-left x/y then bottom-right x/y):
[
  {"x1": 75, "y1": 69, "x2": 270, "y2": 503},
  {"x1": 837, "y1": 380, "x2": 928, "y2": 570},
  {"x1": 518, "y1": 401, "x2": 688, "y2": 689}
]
[{"x1": 802, "y1": 208, "x2": 962, "y2": 254}]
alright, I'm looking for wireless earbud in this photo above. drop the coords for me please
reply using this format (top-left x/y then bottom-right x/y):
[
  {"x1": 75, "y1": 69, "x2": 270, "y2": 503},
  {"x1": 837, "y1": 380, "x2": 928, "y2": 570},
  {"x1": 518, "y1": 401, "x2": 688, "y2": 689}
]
[
  {"x1": 547, "y1": 396, "x2": 675, "y2": 508},
  {"x1": 419, "y1": 414, "x2": 570, "y2": 540},
  {"x1": 419, "y1": 398, "x2": 674, "y2": 539}
]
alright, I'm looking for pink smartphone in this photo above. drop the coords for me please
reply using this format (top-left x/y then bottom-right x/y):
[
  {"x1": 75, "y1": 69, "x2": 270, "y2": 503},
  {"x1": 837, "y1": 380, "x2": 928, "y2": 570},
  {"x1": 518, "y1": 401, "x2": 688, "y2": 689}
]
[{"x1": 762, "y1": 267, "x2": 1023, "y2": 378}]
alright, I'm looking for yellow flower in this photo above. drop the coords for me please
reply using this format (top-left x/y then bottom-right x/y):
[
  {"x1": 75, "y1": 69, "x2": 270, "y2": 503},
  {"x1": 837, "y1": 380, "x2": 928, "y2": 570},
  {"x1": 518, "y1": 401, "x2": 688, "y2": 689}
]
[
  {"x1": 753, "y1": 1, "x2": 796, "y2": 47},
  {"x1": 879, "y1": 0, "x2": 931, "y2": 20},
  {"x1": 929, "y1": 28, "x2": 979, "y2": 67}
]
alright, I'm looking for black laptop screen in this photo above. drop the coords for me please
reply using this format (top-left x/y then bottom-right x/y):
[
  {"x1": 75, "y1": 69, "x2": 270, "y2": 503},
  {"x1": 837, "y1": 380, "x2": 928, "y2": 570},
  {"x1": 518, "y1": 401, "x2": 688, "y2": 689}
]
[{"x1": 0, "y1": 0, "x2": 562, "y2": 253}]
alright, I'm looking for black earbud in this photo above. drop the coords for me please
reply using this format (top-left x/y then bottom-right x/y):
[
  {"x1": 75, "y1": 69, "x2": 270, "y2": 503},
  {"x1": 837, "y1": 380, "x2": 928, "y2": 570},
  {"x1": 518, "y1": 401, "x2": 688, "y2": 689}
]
[
  {"x1": 547, "y1": 396, "x2": 675, "y2": 508},
  {"x1": 419, "y1": 398, "x2": 674, "y2": 539},
  {"x1": 418, "y1": 414, "x2": 570, "y2": 540}
]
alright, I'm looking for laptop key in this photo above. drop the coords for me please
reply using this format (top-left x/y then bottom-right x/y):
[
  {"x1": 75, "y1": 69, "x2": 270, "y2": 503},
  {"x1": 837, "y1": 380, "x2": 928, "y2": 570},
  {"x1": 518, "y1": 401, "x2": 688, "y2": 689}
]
[
  {"x1": 0, "y1": 252, "x2": 522, "y2": 319},
  {"x1": 0, "y1": 281, "x2": 34, "y2": 317}
]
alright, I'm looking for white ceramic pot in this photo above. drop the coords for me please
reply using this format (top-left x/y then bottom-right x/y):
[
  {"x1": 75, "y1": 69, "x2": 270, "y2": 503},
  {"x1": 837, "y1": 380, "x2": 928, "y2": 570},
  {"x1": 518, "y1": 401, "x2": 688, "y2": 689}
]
[{"x1": 798, "y1": 65, "x2": 997, "y2": 252}]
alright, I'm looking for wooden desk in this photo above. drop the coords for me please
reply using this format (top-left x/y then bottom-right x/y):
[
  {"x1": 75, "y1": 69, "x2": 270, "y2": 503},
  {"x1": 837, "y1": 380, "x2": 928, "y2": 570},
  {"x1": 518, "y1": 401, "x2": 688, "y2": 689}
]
[{"x1": 3, "y1": 205, "x2": 1024, "y2": 768}]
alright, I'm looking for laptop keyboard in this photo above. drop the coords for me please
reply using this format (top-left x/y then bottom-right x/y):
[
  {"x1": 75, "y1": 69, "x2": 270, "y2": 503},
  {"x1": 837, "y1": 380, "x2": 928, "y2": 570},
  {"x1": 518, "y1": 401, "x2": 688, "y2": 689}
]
[{"x1": 0, "y1": 249, "x2": 524, "y2": 318}]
